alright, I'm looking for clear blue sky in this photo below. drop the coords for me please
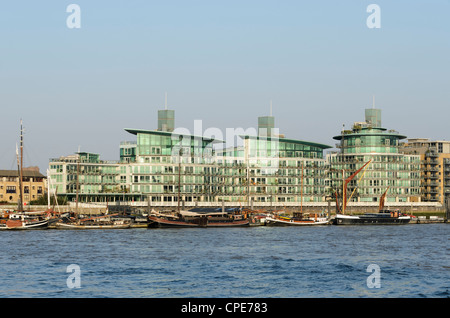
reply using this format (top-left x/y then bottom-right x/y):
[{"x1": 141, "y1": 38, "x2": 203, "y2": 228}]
[{"x1": 0, "y1": 0, "x2": 449, "y2": 172}]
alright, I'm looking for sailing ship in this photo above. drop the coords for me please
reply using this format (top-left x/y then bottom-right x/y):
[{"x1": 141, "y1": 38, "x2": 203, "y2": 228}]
[
  {"x1": 0, "y1": 120, "x2": 59, "y2": 230},
  {"x1": 148, "y1": 208, "x2": 249, "y2": 228},
  {"x1": 333, "y1": 161, "x2": 411, "y2": 225}
]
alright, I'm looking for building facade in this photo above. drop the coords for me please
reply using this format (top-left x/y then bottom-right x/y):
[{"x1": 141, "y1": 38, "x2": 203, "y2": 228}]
[
  {"x1": 401, "y1": 138, "x2": 450, "y2": 204},
  {"x1": 50, "y1": 106, "x2": 443, "y2": 209},
  {"x1": 0, "y1": 168, "x2": 46, "y2": 205},
  {"x1": 49, "y1": 152, "x2": 120, "y2": 203},
  {"x1": 48, "y1": 107, "x2": 332, "y2": 207},
  {"x1": 216, "y1": 134, "x2": 331, "y2": 205}
]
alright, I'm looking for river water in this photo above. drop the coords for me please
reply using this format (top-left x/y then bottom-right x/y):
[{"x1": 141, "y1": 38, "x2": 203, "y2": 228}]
[{"x1": 0, "y1": 224, "x2": 448, "y2": 298}]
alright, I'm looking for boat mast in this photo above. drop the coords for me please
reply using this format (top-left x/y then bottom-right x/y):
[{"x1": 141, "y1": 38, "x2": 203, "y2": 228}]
[
  {"x1": 75, "y1": 153, "x2": 80, "y2": 218},
  {"x1": 47, "y1": 169, "x2": 51, "y2": 210},
  {"x1": 301, "y1": 161, "x2": 303, "y2": 213},
  {"x1": 343, "y1": 160, "x2": 372, "y2": 212},
  {"x1": 246, "y1": 138, "x2": 250, "y2": 208},
  {"x1": 16, "y1": 144, "x2": 23, "y2": 212},
  {"x1": 177, "y1": 140, "x2": 183, "y2": 213},
  {"x1": 341, "y1": 124, "x2": 345, "y2": 215},
  {"x1": 16, "y1": 120, "x2": 24, "y2": 212},
  {"x1": 342, "y1": 169, "x2": 345, "y2": 214},
  {"x1": 178, "y1": 152, "x2": 181, "y2": 212}
]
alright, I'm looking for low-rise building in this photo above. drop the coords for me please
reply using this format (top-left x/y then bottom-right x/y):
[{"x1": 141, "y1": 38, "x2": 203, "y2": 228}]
[
  {"x1": 48, "y1": 152, "x2": 120, "y2": 204},
  {"x1": 0, "y1": 167, "x2": 46, "y2": 205}
]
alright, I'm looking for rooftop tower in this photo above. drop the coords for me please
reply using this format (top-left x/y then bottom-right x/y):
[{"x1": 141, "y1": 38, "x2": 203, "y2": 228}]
[
  {"x1": 365, "y1": 108, "x2": 381, "y2": 128},
  {"x1": 158, "y1": 92, "x2": 175, "y2": 132},
  {"x1": 258, "y1": 100, "x2": 275, "y2": 136}
]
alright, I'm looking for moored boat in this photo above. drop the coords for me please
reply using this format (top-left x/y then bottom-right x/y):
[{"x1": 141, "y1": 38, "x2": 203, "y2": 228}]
[
  {"x1": 148, "y1": 208, "x2": 249, "y2": 228},
  {"x1": 333, "y1": 209, "x2": 411, "y2": 225},
  {"x1": 333, "y1": 185, "x2": 411, "y2": 225},
  {"x1": 0, "y1": 120, "x2": 58, "y2": 230},
  {"x1": 266, "y1": 212, "x2": 329, "y2": 226},
  {"x1": 248, "y1": 213, "x2": 269, "y2": 226},
  {"x1": 55, "y1": 213, "x2": 132, "y2": 229},
  {"x1": 0, "y1": 209, "x2": 69, "y2": 230},
  {"x1": 0, "y1": 212, "x2": 50, "y2": 230}
]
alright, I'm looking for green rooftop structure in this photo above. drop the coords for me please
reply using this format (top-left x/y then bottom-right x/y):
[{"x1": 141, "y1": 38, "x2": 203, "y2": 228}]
[
  {"x1": 258, "y1": 116, "x2": 275, "y2": 137},
  {"x1": 158, "y1": 110, "x2": 175, "y2": 132}
]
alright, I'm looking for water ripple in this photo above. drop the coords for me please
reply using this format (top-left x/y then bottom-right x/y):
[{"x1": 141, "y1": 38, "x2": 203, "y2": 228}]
[{"x1": 0, "y1": 224, "x2": 448, "y2": 298}]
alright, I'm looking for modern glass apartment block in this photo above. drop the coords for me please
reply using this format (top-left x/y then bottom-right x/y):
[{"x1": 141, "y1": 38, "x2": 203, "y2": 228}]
[
  {"x1": 48, "y1": 152, "x2": 120, "y2": 202},
  {"x1": 216, "y1": 132, "x2": 332, "y2": 204},
  {"x1": 122, "y1": 128, "x2": 225, "y2": 203},
  {"x1": 119, "y1": 115, "x2": 332, "y2": 205},
  {"x1": 329, "y1": 109, "x2": 421, "y2": 203}
]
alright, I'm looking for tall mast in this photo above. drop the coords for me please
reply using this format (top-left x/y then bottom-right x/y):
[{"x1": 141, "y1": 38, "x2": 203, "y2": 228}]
[
  {"x1": 47, "y1": 169, "x2": 51, "y2": 210},
  {"x1": 75, "y1": 154, "x2": 80, "y2": 218},
  {"x1": 18, "y1": 120, "x2": 24, "y2": 212},
  {"x1": 301, "y1": 161, "x2": 303, "y2": 213},
  {"x1": 178, "y1": 152, "x2": 181, "y2": 212},
  {"x1": 16, "y1": 144, "x2": 23, "y2": 212},
  {"x1": 177, "y1": 138, "x2": 182, "y2": 212},
  {"x1": 341, "y1": 124, "x2": 345, "y2": 214}
]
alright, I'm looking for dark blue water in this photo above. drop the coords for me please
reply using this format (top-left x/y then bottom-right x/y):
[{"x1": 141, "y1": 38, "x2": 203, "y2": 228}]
[{"x1": 0, "y1": 224, "x2": 448, "y2": 298}]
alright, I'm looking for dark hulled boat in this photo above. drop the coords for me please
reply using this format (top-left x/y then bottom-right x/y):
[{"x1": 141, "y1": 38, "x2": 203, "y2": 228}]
[
  {"x1": 333, "y1": 210, "x2": 411, "y2": 225},
  {"x1": 0, "y1": 212, "x2": 50, "y2": 230},
  {"x1": 332, "y1": 159, "x2": 411, "y2": 225},
  {"x1": 334, "y1": 187, "x2": 411, "y2": 225},
  {"x1": 148, "y1": 208, "x2": 249, "y2": 228}
]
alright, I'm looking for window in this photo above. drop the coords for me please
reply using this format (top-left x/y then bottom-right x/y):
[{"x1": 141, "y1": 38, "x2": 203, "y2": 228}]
[
  {"x1": 151, "y1": 147, "x2": 161, "y2": 155},
  {"x1": 6, "y1": 186, "x2": 16, "y2": 193}
]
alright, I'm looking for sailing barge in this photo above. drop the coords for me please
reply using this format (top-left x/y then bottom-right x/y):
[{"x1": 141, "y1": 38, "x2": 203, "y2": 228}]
[
  {"x1": 333, "y1": 160, "x2": 411, "y2": 225},
  {"x1": 334, "y1": 192, "x2": 411, "y2": 225},
  {"x1": 148, "y1": 208, "x2": 249, "y2": 228},
  {"x1": 333, "y1": 210, "x2": 411, "y2": 225},
  {"x1": 55, "y1": 214, "x2": 131, "y2": 229}
]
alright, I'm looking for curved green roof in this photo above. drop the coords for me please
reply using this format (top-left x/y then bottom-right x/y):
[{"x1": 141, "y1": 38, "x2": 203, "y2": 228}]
[
  {"x1": 239, "y1": 135, "x2": 332, "y2": 149},
  {"x1": 333, "y1": 127, "x2": 407, "y2": 141},
  {"x1": 124, "y1": 128, "x2": 225, "y2": 144}
]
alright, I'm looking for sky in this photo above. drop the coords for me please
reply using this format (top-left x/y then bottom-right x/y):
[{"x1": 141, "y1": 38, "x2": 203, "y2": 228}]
[{"x1": 0, "y1": 0, "x2": 449, "y2": 173}]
